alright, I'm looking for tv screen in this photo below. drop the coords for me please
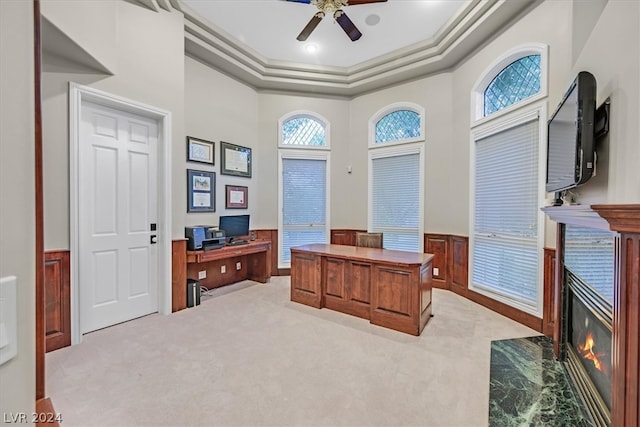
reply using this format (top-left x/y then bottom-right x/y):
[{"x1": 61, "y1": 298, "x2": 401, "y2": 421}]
[
  {"x1": 546, "y1": 71, "x2": 597, "y2": 193},
  {"x1": 219, "y1": 214, "x2": 250, "y2": 241}
]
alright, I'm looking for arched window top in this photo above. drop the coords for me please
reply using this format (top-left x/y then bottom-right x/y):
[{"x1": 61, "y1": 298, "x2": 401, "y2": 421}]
[
  {"x1": 484, "y1": 55, "x2": 541, "y2": 116},
  {"x1": 279, "y1": 111, "x2": 329, "y2": 149},
  {"x1": 472, "y1": 44, "x2": 548, "y2": 124},
  {"x1": 369, "y1": 103, "x2": 425, "y2": 147}
]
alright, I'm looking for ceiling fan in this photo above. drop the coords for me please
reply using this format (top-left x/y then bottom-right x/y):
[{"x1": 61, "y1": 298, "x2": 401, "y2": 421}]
[{"x1": 286, "y1": 0, "x2": 388, "y2": 42}]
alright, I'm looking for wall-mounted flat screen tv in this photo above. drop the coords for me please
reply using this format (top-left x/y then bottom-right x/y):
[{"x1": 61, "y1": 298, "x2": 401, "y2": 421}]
[{"x1": 546, "y1": 71, "x2": 597, "y2": 193}]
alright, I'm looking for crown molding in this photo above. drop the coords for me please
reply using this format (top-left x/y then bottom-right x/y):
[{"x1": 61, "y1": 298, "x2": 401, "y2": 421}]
[{"x1": 179, "y1": 0, "x2": 539, "y2": 98}]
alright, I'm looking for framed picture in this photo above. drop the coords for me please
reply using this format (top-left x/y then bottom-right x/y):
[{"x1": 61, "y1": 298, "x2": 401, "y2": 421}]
[
  {"x1": 220, "y1": 141, "x2": 252, "y2": 178},
  {"x1": 187, "y1": 136, "x2": 215, "y2": 165},
  {"x1": 225, "y1": 185, "x2": 248, "y2": 209},
  {"x1": 187, "y1": 169, "x2": 215, "y2": 212}
]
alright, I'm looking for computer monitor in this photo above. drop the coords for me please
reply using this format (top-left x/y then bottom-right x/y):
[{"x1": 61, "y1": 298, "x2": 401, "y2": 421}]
[{"x1": 218, "y1": 214, "x2": 250, "y2": 243}]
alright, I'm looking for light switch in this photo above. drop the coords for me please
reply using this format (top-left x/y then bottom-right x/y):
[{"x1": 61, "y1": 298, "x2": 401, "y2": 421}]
[{"x1": 0, "y1": 276, "x2": 17, "y2": 365}]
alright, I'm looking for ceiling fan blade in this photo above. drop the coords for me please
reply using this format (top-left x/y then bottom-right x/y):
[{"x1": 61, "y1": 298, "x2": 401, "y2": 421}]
[
  {"x1": 334, "y1": 10, "x2": 362, "y2": 41},
  {"x1": 285, "y1": 0, "x2": 311, "y2": 3},
  {"x1": 297, "y1": 12, "x2": 324, "y2": 41},
  {"x1": 346, "y1": 0, "x2": 387, "y2": 5}
]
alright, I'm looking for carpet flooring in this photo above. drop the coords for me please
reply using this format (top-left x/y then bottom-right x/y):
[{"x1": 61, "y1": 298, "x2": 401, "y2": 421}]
[{"x1": 46, "y1": 276, "x2": 539, "y2": 427}]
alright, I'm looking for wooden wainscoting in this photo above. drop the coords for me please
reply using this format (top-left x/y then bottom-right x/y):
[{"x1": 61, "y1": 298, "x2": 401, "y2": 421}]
[
  {"x1": 449, "y1": 235, "x2": 468, "y2": 294},
  {"x1": 542, "y1": 247, "x2": 556, "y2": 337},
  {"x1": 331, "y1": 229, "x2": 366, "y2": 246},
  {"x1": 253, "y1": 229, "x2": 284, "y2": 275},
  {"x1": 171, "y1": 239, "x2": 187, "y2": 312},
  {"x1": 44, "y1": 250, "x2": 71, "y2": 352},
  {"x1": 423, "y1": 233, "x2": 544, "y2": 333},
  {"x1": 424, "y1": 234, "x2": 449, "y2": 289}
]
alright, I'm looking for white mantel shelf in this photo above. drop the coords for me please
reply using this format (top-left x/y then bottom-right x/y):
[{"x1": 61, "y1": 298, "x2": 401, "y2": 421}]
[{"x1": 542, "y1": 204, "x2": 640, "y2": 233}]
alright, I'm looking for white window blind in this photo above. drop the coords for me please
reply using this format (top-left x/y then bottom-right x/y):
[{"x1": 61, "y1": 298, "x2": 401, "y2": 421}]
[
  {"x1": 472, "y1": 118, "x2": 539, "y2": 307},
  {"x1": 281, "y1": 158, "x2": 327, "y2": 264},
  {"x1": 371, "y1": 153, "x2": 420, "y2": 252}
]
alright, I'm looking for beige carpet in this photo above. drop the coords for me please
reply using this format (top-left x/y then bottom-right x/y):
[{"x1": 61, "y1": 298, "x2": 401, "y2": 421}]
[{"x1": 46, "y1": 276, "x2": 538, "y2": 427}]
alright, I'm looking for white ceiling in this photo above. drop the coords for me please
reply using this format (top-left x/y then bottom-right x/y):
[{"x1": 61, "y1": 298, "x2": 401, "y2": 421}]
[
  {"x1": 175, "y1": 0, "x2": 537, "y2": 96},
  {"x1": 181, "y1": 0, "x2": 469, "y2": 68}
]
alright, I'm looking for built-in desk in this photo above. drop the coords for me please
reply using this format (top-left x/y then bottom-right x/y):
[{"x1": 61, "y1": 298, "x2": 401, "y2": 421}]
[
  {"x1": 172, "y1": 239, "x2": 272, "y2": 312},
  {"x1": 290, "y1": 244, "x2": 434, "y2": 336}
]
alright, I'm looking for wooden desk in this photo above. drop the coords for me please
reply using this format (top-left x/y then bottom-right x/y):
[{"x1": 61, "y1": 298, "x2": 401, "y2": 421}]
[
  {"x1": 290, "y1": 244, "x2": 434, "y2": 336},
  {"x1": 171, "y1": 240, "x2": 272, "y2": 312}
]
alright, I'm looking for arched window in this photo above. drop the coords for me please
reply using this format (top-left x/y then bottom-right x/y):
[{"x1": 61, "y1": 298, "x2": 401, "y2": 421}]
[
  {"x1": 484, "y1": 55, "x2": 541, "y2": 116},
  {"x1": 469, "y1": 44, "x2": 548, "y2": 317},
  {"x1": 369, "y1": 102, "x2": 424, "y2": 147},
  {"x1": 375, "y1": 110, "x2": 421, "y2": 144},
  {"x1": 279, "y1": 112, "x2": 329, "y2": 148},
  {"x1": 278, "y1": 111, "x2": 330, "y2": 268},
  {"x1": 472, "y1": 44, "x2": 547, "y2": 123},
  {"x1": 367, "y1": 103, "x2": 425, "y2": 252}
]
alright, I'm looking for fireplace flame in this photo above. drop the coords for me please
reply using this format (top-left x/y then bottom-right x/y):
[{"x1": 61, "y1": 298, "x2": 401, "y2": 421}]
[{"x1": 578, "y1": 332, "x2": 609, "y2": 375}]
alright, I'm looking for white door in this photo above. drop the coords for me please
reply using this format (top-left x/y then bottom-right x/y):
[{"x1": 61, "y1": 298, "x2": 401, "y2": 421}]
[{"x1": 78, "y1": 101, "x2": 158, "y2": 334}]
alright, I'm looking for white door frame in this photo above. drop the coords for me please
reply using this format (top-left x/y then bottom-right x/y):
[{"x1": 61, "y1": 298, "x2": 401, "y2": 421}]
[{"x1": 69, "y1": 82, "x2": 172, "y2": 345}]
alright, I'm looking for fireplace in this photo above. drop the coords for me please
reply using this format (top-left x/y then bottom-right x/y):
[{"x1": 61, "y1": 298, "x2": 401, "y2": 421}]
[
  {"x1": 542, "y1": 205, "x2": 640, "y2": 427},
  {"x1": 560, "y1": 224, "x2": 615, "y2": 426},
  {"x1": 565, "y1": 270, "x2": 612, "y2": 425}
]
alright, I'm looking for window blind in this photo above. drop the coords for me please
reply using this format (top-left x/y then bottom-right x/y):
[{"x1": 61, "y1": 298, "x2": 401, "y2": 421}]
[
  {"x1": 371, "y1": 153, "x2": 420, "y2": 252},
  {"x1": 472, "y1": 118, "x2": 539, "y2": 306},
  {"x1": 281, "y1": 158, "x2": 327, "y2": 263}
]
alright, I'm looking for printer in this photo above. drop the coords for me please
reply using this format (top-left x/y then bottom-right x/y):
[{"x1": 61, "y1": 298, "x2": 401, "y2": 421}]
[{"x1": 185, "y1": 226, "x2": 225, "y2": 250}]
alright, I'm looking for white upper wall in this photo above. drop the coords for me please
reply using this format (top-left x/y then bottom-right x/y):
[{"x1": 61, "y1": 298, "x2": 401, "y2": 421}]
[
  {"x1": 40, "y1": 0, "x2": 639, "y2": 246},
  {"x1": 41, "y1": 1, "x2": 186, "y2": 247},
  {"x1": 184, "y1": 56, "x2": 260, "y2": 228},
  {"x1": 0, "y1": 0, "x2": 36, "y2": 417},
  {"x1": 570, "y1": 0, "x2": 640, "y2": 204},
  {"x1": 350, "y1": 73, "x2": 455, "y2": 233},
  {"x1": 256, "y1": 93, "x2": 351, "y2": 229}
]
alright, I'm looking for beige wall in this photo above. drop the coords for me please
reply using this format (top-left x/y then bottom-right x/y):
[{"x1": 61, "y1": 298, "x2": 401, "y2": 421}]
[
  {"x1": 42, "y1": 0, "x2": 185, "y2": 248},
  {"x1": 40, "y1": 0, "x2": 639, "y2": 247},
  {"x1": 257, "y1": 93, "x2": 351, "y2": 229},
  {"x1": 184, "y1": 57, "x2": 260, "y2": 228},
  {"x1": 0, "y1": 0, "x2": 36, "y2": 419},
  {"x1": 350, "y1": 73, "x2": 455, "y2": 233},
  {"x1": 570, "y1": 0, "x2": 640, "y2": 204}
]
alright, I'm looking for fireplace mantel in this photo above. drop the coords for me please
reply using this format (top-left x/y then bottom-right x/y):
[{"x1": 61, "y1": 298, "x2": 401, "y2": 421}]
[
  {"x1": 543, "y1": 203, "x2": 640, "y2": 427},
  {"x1": 542, "y1": 204, "x2": 640, "y2": 231}
]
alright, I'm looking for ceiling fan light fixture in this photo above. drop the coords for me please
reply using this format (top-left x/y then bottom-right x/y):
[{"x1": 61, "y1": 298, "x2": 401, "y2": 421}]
[{"x1": 304, "y1": 43, "x2": 319, "y2": 53}]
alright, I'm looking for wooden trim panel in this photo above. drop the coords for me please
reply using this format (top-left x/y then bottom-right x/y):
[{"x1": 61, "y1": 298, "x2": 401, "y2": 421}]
[
  {"x1": 424, "y1": 234, "x2": 449, "y2": 289},
  {"x1": 543, "y1": 247, "x2": 556, "y2": 337},
  {"x1": 44, "y1": 250, "x2": 71, "y2": 352},
  {"x1": 34, "y1": 0, "x2": 45, "y2": 400},
  {"x1": 35, "y1": 397, "x2": 60, "y2": 427},
  {"x1": 171, "y1": 239, "x2": 187, "y2": 312},
  {"x1": 612, "y1": 233, "x2": 640, "y2": 427},
  {"x1": 331, "y1": 229, "x2": 365, "y2": 246},
  {"x1": 449, "y1": 235, "x2": 468, "y2": 294}
]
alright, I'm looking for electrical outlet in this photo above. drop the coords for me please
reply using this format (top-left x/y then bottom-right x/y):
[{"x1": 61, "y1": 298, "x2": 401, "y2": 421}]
[
  {"x1": 221, "y1": 265, "x2": 226, "y2": 274},
  {"x1": 433, "y1": 267, "x2": 440, "y2": 276},
  {"x1": 236, "y1": 262, "x2": 241, "y2": 270},
  {"x1": 198, "y1": 270, "x2": 206, "y2": 280}
]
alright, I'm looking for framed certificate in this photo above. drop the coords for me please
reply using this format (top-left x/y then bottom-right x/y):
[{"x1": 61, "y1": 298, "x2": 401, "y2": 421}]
[
  {"x1": 220, "y1": 141, "x2": 251, "y2": 178},
  {"x1": 225, "y1": 185, "x2": 248, "y2": 209},
  {"x1": 187, "y1": 136, "x2": 214, "y2": 165},
  {"x1": 187, "y1": 169, "x2": 215, "y2": 212}
]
